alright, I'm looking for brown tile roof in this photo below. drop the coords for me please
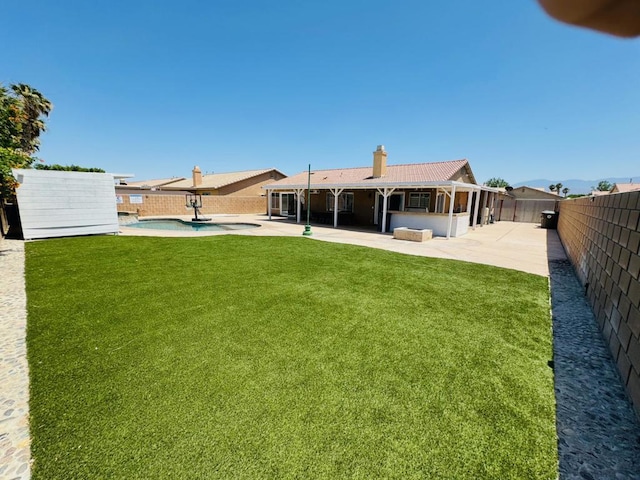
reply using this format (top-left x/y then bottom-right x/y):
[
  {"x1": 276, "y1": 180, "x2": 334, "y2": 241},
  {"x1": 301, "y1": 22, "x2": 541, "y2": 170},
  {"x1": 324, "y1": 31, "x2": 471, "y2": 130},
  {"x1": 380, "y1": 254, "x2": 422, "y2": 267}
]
[
  {"x1": 611, "y1": 183, "x2": 640, "y2": 193},
  {"x1": 504, "y1": 185, "x2": 560, "y2": 200},
  {"x1": 165, "y1": 169, "x2": 282, "y2": 190},
  {"x1": 265, "y1": 159, "x2": 472, "y2": 189},
  {"x1": 126, "y1": 177, "x2": 186, "y2": 188}
]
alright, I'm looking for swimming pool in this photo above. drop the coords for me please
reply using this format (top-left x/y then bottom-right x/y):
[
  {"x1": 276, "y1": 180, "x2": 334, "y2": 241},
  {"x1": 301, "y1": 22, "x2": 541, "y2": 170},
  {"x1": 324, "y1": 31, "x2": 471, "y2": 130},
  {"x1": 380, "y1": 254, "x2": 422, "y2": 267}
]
[{"x1": 124, "y1": 219, "x2": 260, "y2": 231}]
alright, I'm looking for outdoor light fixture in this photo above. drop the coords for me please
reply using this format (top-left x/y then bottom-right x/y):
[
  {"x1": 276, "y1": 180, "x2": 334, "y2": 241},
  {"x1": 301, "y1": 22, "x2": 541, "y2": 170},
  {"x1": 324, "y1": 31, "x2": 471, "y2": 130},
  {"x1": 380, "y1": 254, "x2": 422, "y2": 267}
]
[{"x1": 303, "y1": 164, "x2": 313, "y2": 236}]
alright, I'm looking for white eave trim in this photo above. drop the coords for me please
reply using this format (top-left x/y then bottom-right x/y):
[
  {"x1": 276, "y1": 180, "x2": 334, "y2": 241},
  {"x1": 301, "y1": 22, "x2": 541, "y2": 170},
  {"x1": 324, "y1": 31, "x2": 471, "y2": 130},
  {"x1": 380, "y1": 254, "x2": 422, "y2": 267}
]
[
  {"x1": 262, "y1": 177, "x2": 498, "y2": 192},
  {"x1": 263, "y1": 180, "x2": 497, "y2": 192}
]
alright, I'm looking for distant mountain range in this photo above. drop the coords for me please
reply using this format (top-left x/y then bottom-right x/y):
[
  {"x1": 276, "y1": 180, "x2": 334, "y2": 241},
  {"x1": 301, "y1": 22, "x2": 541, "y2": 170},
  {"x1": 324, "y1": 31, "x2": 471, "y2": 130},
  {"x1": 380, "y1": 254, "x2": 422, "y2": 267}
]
[{"x1": 512, "y1": 177, "x2": 640, "y2": 195}]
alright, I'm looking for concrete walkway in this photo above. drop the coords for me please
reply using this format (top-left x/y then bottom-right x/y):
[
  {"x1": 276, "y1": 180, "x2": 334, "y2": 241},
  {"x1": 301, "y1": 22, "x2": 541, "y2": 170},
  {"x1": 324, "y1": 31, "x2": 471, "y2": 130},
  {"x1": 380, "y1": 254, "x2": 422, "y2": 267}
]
[
  {"x1": 0, "y1": 239, "x2": 30, "y2": 480},
  {"x1": 120, "y1": 215, "x2": 566, "y2": 277}
]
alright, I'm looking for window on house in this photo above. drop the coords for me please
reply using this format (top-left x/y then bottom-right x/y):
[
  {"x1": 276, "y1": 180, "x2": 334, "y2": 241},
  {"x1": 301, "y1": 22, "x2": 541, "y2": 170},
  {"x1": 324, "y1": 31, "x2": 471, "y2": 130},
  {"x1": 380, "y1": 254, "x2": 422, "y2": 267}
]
[
  {"x1": 270, "y1": 193, "x2": 280, "y2": 209},
  {"x1": 408, "y1": 192, "x2": 430, "y2": 210},
  {"x1": 326, "y1": 192, "x2": 354, "y2": 212},
  {"x1": 435, "y1": 193, "x2": 445, "y2": 213}
]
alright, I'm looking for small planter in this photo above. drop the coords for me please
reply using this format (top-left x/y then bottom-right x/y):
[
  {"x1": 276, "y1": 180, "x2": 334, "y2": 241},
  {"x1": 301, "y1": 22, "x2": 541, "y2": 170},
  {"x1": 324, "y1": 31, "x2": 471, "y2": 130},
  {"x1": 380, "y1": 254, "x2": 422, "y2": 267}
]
[{"x1": 393, "y1": 227, "x2": 433, "y2": 242}]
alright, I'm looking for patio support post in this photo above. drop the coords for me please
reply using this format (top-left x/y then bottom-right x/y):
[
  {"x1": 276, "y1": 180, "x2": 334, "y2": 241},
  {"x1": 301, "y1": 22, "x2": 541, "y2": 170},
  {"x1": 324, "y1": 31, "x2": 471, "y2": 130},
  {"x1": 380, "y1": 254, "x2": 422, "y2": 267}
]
[
  {"x1": 472, "y1": 190, "x2": 480, "y2": 229},
  {"x1": 376, "y1": 187, "x2": 396, "y2": 234},
  {"x1": 446, "y1": 185, "x2": 456, "y2": 239},
  {"x1": 482, "y1": 188, "x2": 490, "y2": 226},
  {"x1": 466, "y1": 188, "x2": 473, "y2": 216},
  {"x1": 268, "y1": 190, "x2": 272, "y2": 220},
  {"x1": 294, "y1": 188, "x2": 304, "y2": 224},
  {"x1": 489, "y1": 192, "x2": 495, "y2": 224},
  {"x1": 330, "y1": 188, "x2": 344, "y2": 228}
]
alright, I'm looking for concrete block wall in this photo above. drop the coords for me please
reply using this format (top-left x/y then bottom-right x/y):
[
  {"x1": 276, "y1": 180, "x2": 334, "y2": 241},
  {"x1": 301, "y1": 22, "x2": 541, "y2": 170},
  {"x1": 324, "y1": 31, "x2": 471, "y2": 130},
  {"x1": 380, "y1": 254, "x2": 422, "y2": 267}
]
[
  {"x1": 557, "y1": 191, "x2": 640, "y2": 416},
  {"x1": 116, "y1": 193, "x2": 266, "y2": 216}
]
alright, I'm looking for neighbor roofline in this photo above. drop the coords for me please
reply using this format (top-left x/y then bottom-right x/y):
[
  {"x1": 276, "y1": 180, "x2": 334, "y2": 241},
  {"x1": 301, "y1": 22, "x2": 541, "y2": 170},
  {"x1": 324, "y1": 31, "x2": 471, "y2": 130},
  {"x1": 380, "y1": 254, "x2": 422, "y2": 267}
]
[{"x1": 158, "y1": 168, "x2": 287, "y2": 190}]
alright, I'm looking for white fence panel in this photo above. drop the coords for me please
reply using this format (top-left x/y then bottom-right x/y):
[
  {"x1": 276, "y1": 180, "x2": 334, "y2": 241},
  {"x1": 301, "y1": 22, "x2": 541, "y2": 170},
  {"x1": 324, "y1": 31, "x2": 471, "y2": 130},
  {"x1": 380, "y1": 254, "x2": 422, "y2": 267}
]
[{"x1": 13, "y1": 169, "x2": 119, "y2": 239}]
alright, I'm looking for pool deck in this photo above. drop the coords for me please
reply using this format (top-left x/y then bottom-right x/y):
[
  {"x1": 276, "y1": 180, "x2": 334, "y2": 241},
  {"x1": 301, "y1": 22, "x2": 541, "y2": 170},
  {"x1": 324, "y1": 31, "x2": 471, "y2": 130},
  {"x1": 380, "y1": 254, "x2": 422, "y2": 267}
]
[{"x1": 119, "y1": 215, "x2": 567, "y2": 277}]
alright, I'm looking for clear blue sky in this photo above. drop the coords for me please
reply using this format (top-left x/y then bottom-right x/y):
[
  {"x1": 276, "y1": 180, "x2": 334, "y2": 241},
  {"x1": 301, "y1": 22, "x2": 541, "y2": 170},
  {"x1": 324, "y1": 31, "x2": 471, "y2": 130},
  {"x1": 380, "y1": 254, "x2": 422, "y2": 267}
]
[{"x1": 2, "y1": 0, "x2": 639, "y2": 184}]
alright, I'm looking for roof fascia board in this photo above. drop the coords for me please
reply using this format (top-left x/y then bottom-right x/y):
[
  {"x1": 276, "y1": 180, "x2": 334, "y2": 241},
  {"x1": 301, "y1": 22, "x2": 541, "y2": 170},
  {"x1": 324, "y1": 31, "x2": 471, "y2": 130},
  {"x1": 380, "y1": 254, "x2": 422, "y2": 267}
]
[{"x1": 263, "y1": 181, "x2": 485, "y2": 191}]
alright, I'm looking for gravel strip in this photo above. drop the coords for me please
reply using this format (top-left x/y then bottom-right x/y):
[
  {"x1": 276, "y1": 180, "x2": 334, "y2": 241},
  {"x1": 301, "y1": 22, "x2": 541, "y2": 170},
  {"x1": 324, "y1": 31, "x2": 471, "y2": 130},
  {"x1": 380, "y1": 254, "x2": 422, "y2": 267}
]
[
  {"x1": 550, "y1": 259, "x2": 640, "y2": 480},
  {"x1": 0, "y1": 239, "x2": 30, "y2": 480}
]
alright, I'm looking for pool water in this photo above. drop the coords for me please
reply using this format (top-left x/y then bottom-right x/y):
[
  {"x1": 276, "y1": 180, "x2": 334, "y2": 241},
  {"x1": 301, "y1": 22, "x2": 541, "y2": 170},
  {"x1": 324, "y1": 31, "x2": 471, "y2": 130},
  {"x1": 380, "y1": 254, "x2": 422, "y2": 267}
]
[{"x1": 125, "y1": 219, "x2": 260, "y2": 231}]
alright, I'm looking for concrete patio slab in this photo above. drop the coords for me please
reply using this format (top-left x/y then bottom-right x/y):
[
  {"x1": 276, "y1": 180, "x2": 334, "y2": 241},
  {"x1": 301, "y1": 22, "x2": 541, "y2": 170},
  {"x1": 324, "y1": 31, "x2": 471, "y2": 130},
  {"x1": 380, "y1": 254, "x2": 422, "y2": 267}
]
[{"x1": 119, "y1": 215, "x2": 566, "y2": 277}]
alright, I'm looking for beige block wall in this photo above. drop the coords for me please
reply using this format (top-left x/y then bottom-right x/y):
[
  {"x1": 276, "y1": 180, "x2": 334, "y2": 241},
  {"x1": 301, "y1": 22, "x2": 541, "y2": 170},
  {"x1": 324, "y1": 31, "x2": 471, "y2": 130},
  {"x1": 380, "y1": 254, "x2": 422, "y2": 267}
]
[
  {"x1": 117, "y1": 193, "x2": 267, "y2": 216},
  {"x1": 558, "y1": 191, "x2": 640, "y2": 417}
]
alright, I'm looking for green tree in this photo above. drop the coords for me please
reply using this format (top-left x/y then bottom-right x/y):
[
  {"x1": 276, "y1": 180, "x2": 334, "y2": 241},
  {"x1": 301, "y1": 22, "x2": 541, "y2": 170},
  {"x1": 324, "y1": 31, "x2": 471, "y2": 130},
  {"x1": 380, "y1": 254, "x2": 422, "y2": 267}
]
[
  {"x1": 485, "y1": 177, "x2": 510, "y2": 188},
  {"x1": 0, "y1": 83, "x2": 53, "y2": 200},
  {"x1": 562, "y1": 187, "x2": 569, "y2": 197},
  {"x1": 34, "y1": 163, "x2": 105, "y2": 173},
  {"x1": 10, "y1": 83, "x2": 53, "y2": 154},
  {"x1": 0, "y1": 147, "x2": 34, "y2": 198},
  {"x1": 594, "y1": 180, "x2": 612, "y2": 191},
  {"x1": 0, "y1": 86, "x2": 22, "y2": 150}
]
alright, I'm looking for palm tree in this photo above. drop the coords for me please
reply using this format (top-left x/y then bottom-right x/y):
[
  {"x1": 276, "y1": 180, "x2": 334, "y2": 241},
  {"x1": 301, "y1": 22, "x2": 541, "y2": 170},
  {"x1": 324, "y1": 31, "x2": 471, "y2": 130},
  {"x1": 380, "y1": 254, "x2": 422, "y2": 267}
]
[
  {"x1": 0, "y1": 85, "x2": 21, "y2": 149},
  {"x1": 10, "y1": 83, "x2": 53, "y2": 154},
  {"x1": 549, "y1": 184, "x2": 556, "y2": 193},
  {"x1": 555, "y1": 183, "x2": 563, "y2": 195},
  {"x1": 562, "y1": 187, "x2": 569, "y2": 197}
]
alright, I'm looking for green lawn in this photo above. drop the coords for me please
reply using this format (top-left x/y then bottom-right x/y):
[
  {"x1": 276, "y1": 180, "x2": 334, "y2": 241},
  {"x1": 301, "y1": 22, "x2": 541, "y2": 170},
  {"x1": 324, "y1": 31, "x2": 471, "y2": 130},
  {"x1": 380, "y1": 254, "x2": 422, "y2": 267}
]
[{"x1": 26, "y1": 236, "x2": 557, "y2": 479}]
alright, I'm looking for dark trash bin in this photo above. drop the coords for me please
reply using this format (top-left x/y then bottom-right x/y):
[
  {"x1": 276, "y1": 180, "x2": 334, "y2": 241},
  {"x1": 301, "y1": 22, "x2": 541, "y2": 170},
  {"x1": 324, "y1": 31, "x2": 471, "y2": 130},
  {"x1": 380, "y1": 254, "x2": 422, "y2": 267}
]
[{"x1": 541, "y1": 210, "x2": 558, "y2": 229}]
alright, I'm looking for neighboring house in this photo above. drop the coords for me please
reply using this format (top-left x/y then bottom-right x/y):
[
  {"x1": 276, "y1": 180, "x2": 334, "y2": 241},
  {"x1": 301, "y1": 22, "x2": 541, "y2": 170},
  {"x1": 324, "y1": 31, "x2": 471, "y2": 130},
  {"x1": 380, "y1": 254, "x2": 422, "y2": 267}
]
[
  {"x1": 122, "y1": 177, "x2": 187, "y2": 189},
  {"x1": 262, "y1": 146, "x2": 498, "y2": 238},
  {"x1": 495, "y1": 186, "x2": 560, "y2": 223},
  {"x1": 157, "y1": 167, "x2": 287, "y2": 196},
  {"x1": 115, "y1": 167, "x2": 287, "y2": 216},
  {"x1": 610, "y1": 183, "x2": 640, "y2": 194}
]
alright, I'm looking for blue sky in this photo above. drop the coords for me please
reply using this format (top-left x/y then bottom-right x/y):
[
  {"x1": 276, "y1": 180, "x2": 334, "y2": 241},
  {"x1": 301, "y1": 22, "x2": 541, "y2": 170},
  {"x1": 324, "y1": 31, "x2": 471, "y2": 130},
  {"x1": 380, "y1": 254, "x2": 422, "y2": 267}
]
[{"x1": 2, "y1": 0, "x2": 639, "y2": 184}]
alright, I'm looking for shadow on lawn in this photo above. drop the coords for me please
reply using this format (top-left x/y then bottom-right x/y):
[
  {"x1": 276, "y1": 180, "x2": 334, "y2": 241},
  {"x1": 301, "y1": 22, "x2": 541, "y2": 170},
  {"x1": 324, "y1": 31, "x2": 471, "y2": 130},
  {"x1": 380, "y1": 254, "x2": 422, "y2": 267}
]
[{"x1": 546, "y1": 230, "x2": 640, "y2": 480}]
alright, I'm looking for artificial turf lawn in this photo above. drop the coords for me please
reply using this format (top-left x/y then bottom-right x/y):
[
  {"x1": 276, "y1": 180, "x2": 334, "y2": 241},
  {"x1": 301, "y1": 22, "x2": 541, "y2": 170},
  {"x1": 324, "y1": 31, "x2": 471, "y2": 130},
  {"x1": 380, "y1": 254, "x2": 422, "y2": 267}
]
[{"x1": 25, "y1": 235, "x2": 557, "y2": 479}]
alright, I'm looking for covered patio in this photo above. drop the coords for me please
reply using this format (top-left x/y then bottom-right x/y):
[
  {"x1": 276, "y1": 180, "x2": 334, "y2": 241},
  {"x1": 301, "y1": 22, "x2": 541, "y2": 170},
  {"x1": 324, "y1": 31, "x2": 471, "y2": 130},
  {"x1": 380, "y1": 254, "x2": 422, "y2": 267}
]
[{"x1": 262, "y1": 147, "x2": 499, "y2": 239}]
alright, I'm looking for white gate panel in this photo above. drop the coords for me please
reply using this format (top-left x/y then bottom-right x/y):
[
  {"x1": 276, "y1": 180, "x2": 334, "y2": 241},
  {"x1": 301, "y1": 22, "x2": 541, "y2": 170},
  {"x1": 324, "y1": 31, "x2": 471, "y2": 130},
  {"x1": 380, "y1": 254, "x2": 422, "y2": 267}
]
[{"x1": 13, "y1": 169, "x2": 119, "y2": 239}]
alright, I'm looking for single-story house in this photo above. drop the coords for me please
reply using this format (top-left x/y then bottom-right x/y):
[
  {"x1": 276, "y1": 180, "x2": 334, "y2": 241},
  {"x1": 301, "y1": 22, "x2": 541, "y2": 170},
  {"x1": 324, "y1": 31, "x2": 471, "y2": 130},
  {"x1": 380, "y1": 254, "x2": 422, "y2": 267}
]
[
  {"x1": 157, "y1": 167, "x2": 286, "y2": 196},
  {"x1": 115, "y1": 167, "x2": 287, "y2": 216},
  {"x1": 122, "y1": 177, "x2": 187, "y2": 189},
  {"x1": 122, "y1": 167, "x2": 287, "y2": 196},
  {"x1": 262, "y1": 146, "x2": 498, "y2": 238},
  {"x1": 610, "y1": 183, "x2": 640, "y2": 194}
]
